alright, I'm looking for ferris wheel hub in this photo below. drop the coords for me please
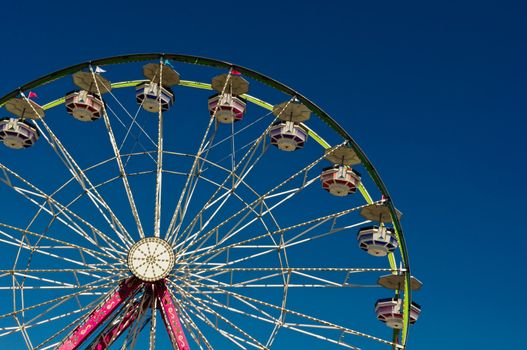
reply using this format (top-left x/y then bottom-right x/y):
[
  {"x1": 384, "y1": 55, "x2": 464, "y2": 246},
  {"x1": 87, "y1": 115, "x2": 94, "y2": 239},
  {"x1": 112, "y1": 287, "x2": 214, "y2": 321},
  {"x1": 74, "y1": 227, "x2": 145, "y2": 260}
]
[{"x1": 127, "y1": 237, "x2": 175, "y2": 282}]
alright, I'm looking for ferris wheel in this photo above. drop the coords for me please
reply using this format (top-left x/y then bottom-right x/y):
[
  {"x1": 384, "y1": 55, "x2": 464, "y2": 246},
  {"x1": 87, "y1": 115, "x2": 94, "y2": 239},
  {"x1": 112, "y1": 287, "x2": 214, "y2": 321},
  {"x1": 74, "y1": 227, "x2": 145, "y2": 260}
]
[{"x1": 0, "y1": 54, "x2": 421, "y2": 350}]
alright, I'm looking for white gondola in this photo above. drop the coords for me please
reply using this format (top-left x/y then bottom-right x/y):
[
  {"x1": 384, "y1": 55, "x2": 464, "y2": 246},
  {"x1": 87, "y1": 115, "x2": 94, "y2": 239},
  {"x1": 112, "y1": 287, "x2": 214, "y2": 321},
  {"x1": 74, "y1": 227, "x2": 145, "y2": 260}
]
[
  {"x1": 0, "y1": 118, "x2": 39, "y2": 149},
  {"x1": 65, "y1": 90, "x2": 104, "y2": 121},
  {"x1": 320, "y1": 165, "x2": 361, "y2": 196},
  {"x1": 207, "y1": 93, "x2": 246, "y2": 123},
  {"x1": 270, "y1": 100, "x2": 311, "y2": 151},
  {"x1": 269, "y1": 121, "x2": 309, "y2": 151},
  {"x1": 137, "y1": 63, "x2": 180, "y2": 113},
  {"x1": 375, "y1": 297, "x2": 421, "y2": 329},
  {"x1": 136, "y1": 82, "x2": 174, "y2": 113},
  {"x1": 357, "y1": 225, "x2": 398, "y2": 256}
]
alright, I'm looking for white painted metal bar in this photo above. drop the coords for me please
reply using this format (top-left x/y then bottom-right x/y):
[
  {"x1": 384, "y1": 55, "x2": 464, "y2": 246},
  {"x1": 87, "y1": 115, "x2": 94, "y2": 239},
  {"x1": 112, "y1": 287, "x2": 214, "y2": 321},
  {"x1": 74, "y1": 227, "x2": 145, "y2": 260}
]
[{"x1": 90, "y1": 67, "x2": 146, "y2": 239}]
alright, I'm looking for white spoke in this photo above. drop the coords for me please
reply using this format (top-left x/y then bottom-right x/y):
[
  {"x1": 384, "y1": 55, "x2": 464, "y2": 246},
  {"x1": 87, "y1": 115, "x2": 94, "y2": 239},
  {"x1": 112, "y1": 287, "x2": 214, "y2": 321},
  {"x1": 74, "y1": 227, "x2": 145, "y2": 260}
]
[
  {"x1": 173, "y1": 283, "x2": 264, "y2": 349},
  {"x1": 104, "y1": 84, "x2": 158, "y2": 150},
  {"x1": 149, "y1": 287, "x2": 157, "y2": 350},
  {"x1": 174, "y1": 299, "x2": 214, "y2": 350},
  {"x1": 106, "y1": 102, "x2": 158, "y2": 165},
  {"x1": 33, "y1": 284, "x2": 121, "y2": 349},
  {"x1": 165, "y1": 70, "x2": 236, "y2": 242},
  {"x1": 28, "y1": 109, "x2": 135, "y2": 248},
  {"x1": 0, "y1": 280, "x2": 121, "y2": 347},
  {"x1": 0, "y1": 222, "x2": 119, "y2": 265},
  {"x1": 181, "y1": 278, "x2": 400, "y2": 348},
  {"x1": 171, "y1": 97, "x2": 300, "y2": 251},
  {"x1": 154, "y1": 59, "x2": 165, "y2": 238},
  {"x1": 181, "y1": 268, "x2": 386, "y2": 289},
  {"x1": 184, "y1": 201, "x2": 380, "y2": 271},
  {"x1": 90, "y1": 67, "x2": 146, "y2": 239},
  {"x1": 169, "y1": 113, "x2": 277, "y2": 249},
  {"x1": 0, "y1": 162, "x2": 127, "y2": 258},
  {"x1": 125, "y1": 290, "x2": 152, "y2": 350},
  {"x1": 177, "y1": 141, "x2": 347, "y2": 261},
  {"x1": 0, "y1": 276, "x2": 122, "y2": 320},
  {"x1": 170, "y1": 279, "x2": 281, "y2": 347},
  {"x1": 0, "y1": 229, "x2": 114, "y2": 270}
]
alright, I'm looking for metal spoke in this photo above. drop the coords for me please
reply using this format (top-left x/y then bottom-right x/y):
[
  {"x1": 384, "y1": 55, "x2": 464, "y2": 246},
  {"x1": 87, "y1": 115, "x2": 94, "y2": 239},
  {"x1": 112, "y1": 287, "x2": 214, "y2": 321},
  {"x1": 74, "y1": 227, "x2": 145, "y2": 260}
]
[
  {"x1": 89, "y1": 67, "x2": 146, "y2": 239},
  {"x1": 149, "y1": 286, "x2": 157, "y2": 350},
  {"x1": 0, "y1": 162, "x2": 127, "y2": 258},
  {"x1": 28, "y1": 110, "x2": 135, "y2": 248},
  {"x1": 182, "y1": 278, "x2": 401, "y2": 348},
  {"x1": 0, "y1": 276, "x2": 122, "y2": 321},
  {"x1": 176, "y1": 141, "x2": 347, "y2": 261},
  {"x1": 174, "y1": 301, "x2": 214, "y2": 350},
  {"x1": 103, "y1": 82, "x2": 158, "y2": 151},
  {"x1": 105, "y1": 102, "x2": 157, "y2": 165},
  {"x1": 124, "y1": 290, "x2": 152, "y2": 350},
  {"x1": 174, "y1": 282, "x2": 265, "y2": 349},
  {"x1": 184, "y1": 201, "x2": 380, "y2": 270},
  {"x1": 154, "y1": 59, "x2": 165, "y2": 238},
  {"x1": 170, "y1": 96, "x2": 301, "y2": 250},
  {"x1": 0, "y1": 229, "x2": 114, "y2": 270},
  {"x1": 165, "y1": 70, "x2": 235, "y2": 243},
  {"x1": 0, "y1": 278, "x2": 120, "y2": 346},
  {"x1": 179, "y1": 281, "x2": 281, "y2": 348},
  {"x1": 0, "y1": 222, "x2": 120, "y2": 265},
  {"x1": 182, "y1": 267, "x2": 389, "y2": 289},
  {"x1": 169, "y1": 113, "x2": 276, "y2": 249}
]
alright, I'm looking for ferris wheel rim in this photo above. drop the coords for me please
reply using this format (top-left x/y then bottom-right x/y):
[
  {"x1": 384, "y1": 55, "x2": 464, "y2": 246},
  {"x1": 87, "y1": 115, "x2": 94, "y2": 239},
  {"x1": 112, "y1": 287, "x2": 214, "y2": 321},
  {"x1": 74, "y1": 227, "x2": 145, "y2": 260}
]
[
  {"x1": 0, "y1": 53, "x2": 414, "y2": 347},
  {"x1": 0, "y1": 51, "x2": 409, "y2": 261}
]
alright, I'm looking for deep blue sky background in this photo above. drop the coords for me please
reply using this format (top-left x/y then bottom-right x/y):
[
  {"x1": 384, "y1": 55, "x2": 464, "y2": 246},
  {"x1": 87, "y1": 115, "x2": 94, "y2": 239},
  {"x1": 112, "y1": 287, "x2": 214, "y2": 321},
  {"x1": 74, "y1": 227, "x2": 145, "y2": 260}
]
[{"x1": 1, "y1": 0, "x2": 526, "y2": 348}]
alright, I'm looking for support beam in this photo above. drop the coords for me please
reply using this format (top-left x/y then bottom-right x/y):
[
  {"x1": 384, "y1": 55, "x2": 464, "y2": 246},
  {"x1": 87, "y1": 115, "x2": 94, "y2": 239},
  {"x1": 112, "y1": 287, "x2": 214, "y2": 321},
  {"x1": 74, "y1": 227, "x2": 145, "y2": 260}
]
[
  {"x1": 88, "y1": 294, "x2": 149, "y2": 350},
  {"x1": 58, "y1": 277, "x2": 143, "y2": 350},
  {"x1": 156, "y1": 280, "x2": 190, "y2": 350}
]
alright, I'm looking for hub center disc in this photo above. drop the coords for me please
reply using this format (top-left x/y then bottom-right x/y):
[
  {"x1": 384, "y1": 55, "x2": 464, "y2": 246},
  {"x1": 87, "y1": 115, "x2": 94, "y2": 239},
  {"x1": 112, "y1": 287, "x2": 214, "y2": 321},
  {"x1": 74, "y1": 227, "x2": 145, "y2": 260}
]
[{"x1": 127, "y1": 237, "x2": 175, "y2": 282}]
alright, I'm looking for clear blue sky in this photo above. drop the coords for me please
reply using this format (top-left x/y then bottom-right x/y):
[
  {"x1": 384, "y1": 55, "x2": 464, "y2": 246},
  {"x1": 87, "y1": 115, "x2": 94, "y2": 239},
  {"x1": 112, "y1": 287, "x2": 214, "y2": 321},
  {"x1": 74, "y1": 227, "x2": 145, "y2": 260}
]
[{"x1": 1, "y1": 0, "x2": 525, "y2": 348}]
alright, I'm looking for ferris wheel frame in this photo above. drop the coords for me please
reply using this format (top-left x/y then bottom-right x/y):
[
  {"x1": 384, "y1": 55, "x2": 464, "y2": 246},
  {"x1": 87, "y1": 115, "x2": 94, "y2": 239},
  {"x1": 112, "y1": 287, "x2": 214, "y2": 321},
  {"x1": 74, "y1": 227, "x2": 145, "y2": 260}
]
[{"x1": 0, "y1": 53, "x2": 414, "y2": 349}]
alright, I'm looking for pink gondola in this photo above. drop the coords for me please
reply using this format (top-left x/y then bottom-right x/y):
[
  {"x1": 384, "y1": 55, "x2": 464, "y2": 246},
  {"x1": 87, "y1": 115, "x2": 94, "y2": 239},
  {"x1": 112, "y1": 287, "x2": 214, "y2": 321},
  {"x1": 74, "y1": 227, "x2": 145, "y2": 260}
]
[
  {"x1": 208, "y1": 93, "x2": 247, "y2": 123},
  {"x1": 375, "y1": 297, "x2": 421, "y2": 329},
  {"x1": 65, "y1": 90, "x2": 104, "y2": 121},
  {"x1": 321, "y1": 165, "x2": 361, "y2": 196}
]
